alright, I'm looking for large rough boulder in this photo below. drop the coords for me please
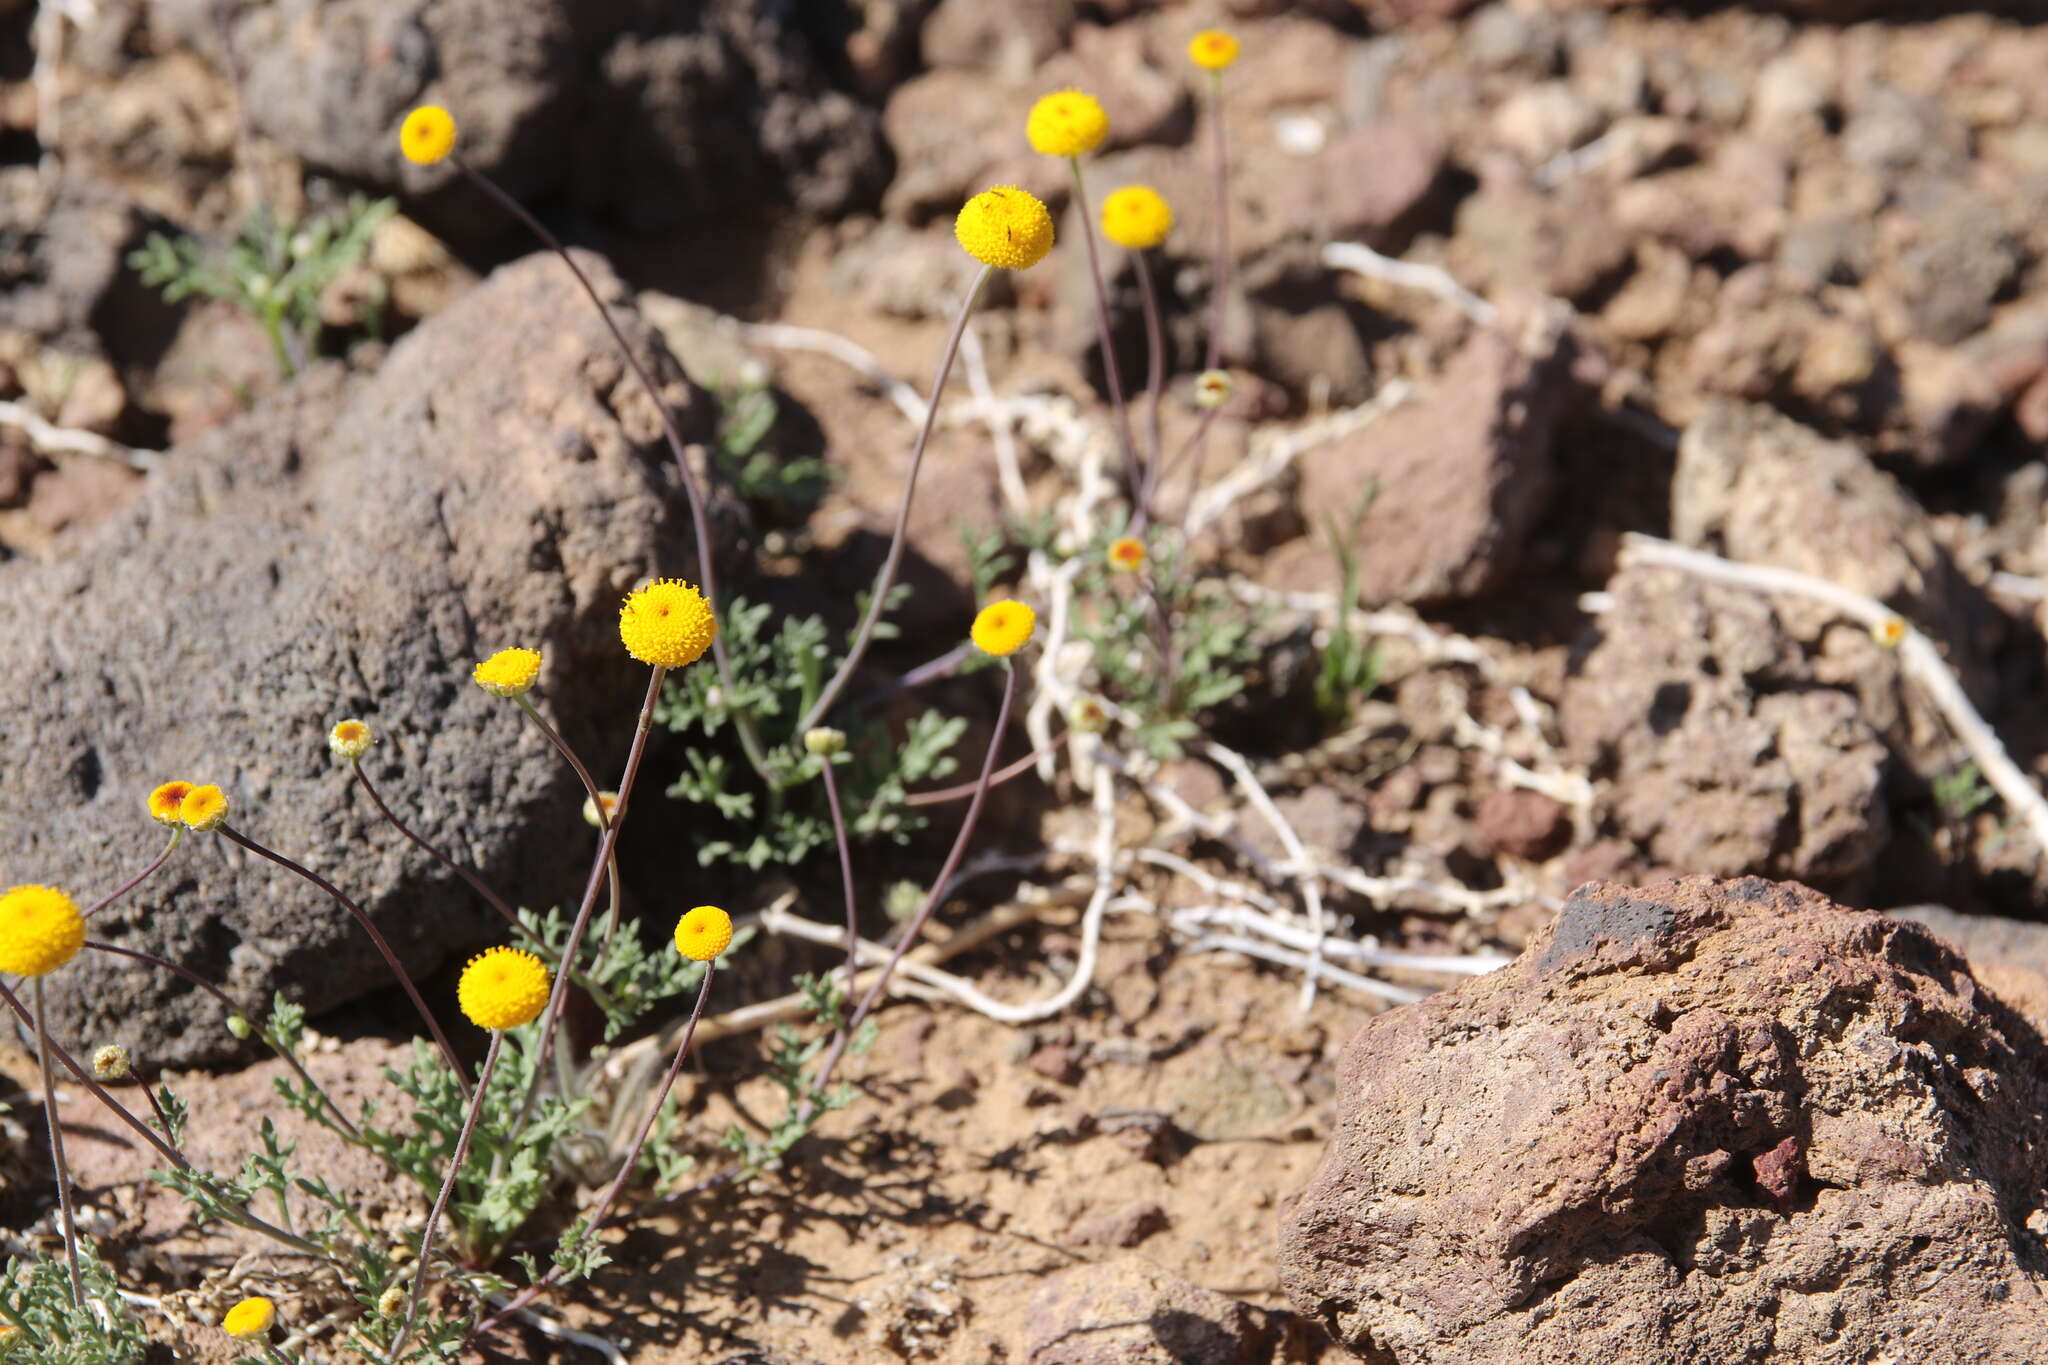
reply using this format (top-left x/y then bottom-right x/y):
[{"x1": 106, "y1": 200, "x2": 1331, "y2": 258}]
[
  {"x1": 127, "y1": 0, "x2": 887, "y2": 234},
  {"x1": 0, "y1": 250, "x2": 717, "y2": 1065},
  {"x1": 1282, "y1": 875, "x2": 2048, "y2": 1364},
  {"x1": 1559, "y1": 567, "x2": 1890, "y2": 892}
]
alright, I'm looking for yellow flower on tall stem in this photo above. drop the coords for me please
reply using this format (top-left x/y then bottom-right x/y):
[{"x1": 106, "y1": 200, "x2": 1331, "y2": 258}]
[
  {"x1": 972, "y1": 601, "x2": 1038, "y2": 658},
  {"x1": 619, "y1": 579, "x2": 718, "y2": 669},
  {"x1": 1026, "y1": 90, "x2": 1108, "y2": 158},
  {"x1": 472, "y1": 647, "x2": 542, "y2": 697},
  {"x1": 2, "y1": 884, "x2": 86, "y2": 1309},
  {"x1": 954, "y1": 186, "x2": 1055, "y2": 271},
  {"x1": 398, "y1": 105, "x2": 457, "y2": 165},
  {"x1": 1188, "y1": 29, "x2": 1241, "y2": 71}
]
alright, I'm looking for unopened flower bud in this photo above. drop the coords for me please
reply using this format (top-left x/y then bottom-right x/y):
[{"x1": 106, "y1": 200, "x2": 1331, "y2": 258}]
[
  {"x1": 1069, "y1": 696, "x2": 1110, "y2": 734},
  {"x1": 1194, "y1": 369, "x2": 1232, "y2": 409},
  {"x1": 227, "y1": 1013, "x2": 253, "y2": 1040},
  {"x1": 92, "y1": 1044, "x2": 132, "y2": 1081},
  {"x1": 377, "y1": 1285, "x2": 406, "y2": 1317},
  {"x1": 804, "y1": 727, "x2": 846, "y2": 758}
]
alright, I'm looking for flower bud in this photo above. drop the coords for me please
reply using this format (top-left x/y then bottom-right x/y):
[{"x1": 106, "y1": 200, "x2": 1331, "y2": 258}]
[
  {"x1": 92, "y1": 1044, "x2": 132, "y2": 1081},
  {"x1": 227, "y1": 1014, "x2": 253, "y2": 1040},
  {"x1": 804, "y1": 727, "x2": 847, "y2": 758},
  {"x1": 1195, "y1": 369, "x2": 1232, "y2": 409}
]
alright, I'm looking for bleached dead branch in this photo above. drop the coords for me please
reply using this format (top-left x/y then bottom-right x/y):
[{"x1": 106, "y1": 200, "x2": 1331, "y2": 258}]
[
  {"x1": 0, "y1": 400, "x2": 158, "y2": 471},
  {"x1": 1184, "y1": 381, "x2": 1411, "y2": 538},
  {"x1": 1322, "y1": 241, "x2": 1497, "y2": 326}
]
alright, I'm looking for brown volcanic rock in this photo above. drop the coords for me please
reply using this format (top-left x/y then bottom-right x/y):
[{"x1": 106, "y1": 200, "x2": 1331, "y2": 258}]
[{"x1": 1281, "y1": 875, "x2": 2048, "y2": 1364}]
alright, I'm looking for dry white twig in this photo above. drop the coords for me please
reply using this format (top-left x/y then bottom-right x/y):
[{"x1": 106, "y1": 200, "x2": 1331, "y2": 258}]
[
  {"x1": 1323, "y1": 241, "x2": 1498, "y2": 327},
  {"x1": 1172, "y1": 904, "x2": 1512, "y2": 976},
  {"x1": 727, "y1": 319, "x2": 928, "y2": 425},
  {"x1": 1185, "y1": 382, "x2": 1411, "y2": 537},
  {"x1": 1184, "y1": 932, "x2": 1428, "y2": 1005},
  {"x1": 0, "y1": 399, "x2": 158, "y2": 471},
  {"x1": 1620, "y1": 532, "x2": 2048, "y2": 860},
  {"x1": 1204, "y1": 741, "x2": 1331, "y2": 1011},
  {"x1": 960, "y1": 322, "x2": 1030, "y2": 517}
]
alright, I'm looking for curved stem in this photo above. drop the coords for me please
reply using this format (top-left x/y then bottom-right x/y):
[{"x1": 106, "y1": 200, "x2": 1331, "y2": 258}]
[
  {"x1": 513, "y1": 696, "x2": 625, "y2": 971},
  {"x1": 807, "y1": 660, "x2": 1018, "y2": 1107},
  {"x1": 81, "y1": 830, "x2": 181, "y2": 920},
  {"x1": 351, "y1": 762, "x2": 519, "y2": 931},
  {"x1": 513, "y1": 668, "x2": 666, "y2": 1138},
  {"x1": 796, "y1": 265, "x2": 993, "y2": 735},
  {"x1": 818, "y1": 762, "x2": 860, "y2": 989},
  {"x1": 84, "y1": 941, "x2": 358, "y2": 1141},
  {"x1": 1068, "y1": 158, "x2": 1143, "y2": 503},
  {"x1": 217, "y1": 825, "x2": 467, "y2": 1094},
  {"x1": 903, "y1": 731, "x2": 1068, "y2": 806},
  {"x1": 454, "y1": 159, "x2": 770, "y2": 781},
  {"x1": 1131, "y1": 249, "x2": 1168, "y2": 529},
  {"x1": 395, "y1": 1030, "x2": 503, "y2": 1357},
  {"x1": 1204, "y1": 70, "x2": 1231, "y2": 374},
  {"x1": 33, "y1": 977, "x2": 84, "y2": 1308}
]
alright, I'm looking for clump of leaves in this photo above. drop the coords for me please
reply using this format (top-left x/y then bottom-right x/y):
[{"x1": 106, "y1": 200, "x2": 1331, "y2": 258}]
[
  {"x1": 129, "y1": 195, "x2": 396, "y2": 378},
  {"x1": 0, "y1": 1239, "x2": 148, "y2": 1364},
  {"x1": 1313, "y1": 484, "x2": 1383, "y2": 732},
  {"x1": 720, "y1": 971, "x2": 874, "y2": 1177},
  {"x1": 656, "y1": 593, "x2": 965, "y2": 868},
  {"x1": 710, "y1": 371, "x2": 833, "y2": 514}
]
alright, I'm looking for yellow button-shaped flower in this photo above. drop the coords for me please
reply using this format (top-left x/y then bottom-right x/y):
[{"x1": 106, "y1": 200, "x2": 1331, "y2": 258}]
[
  {"x1": 399, "y1": 105, "x2": 457, "y2": 165},
  {"x1": 473, "y1": 647, "x2": 542, "y2": 698},
  {"x1": 179, "y1": 784, "x2": 229, "y2": 832},
  {"x1": 1101, "y1": 186, "x2": 1173, "y2": 250},
  {"x1": 458, "y1": 946, "x2": 551, "y2": 1031},
  {"x1": 221, "y1": 1297, "x2": 276, "y2": 1340},
  {"x1": 955, "y1": 186, "x2": 1054, "y2": 271},
  {"x1": 1107, "y1": 536, "x2": 1147, "y2": 571},
  {"x1": 971, "y1": 600, "x2": 1037, "y2": 657},
  {"x1": 1027, "y1": 90, "x2": 1109, "y2": 158},
  {"x1": 674, "y1": 905, "x2": 733, "y2": 962},
  {"x1": 619, "y1": 579, "x2": 717, "y2": 669},
  {"x1": 0, "y1": 885, "x2": 84, "y2": 977},
  {"x1": 1188, "y1": 29, "x2": 1240, "y2": 71},
  {"x1": 328, "y1": 719, "x2": 374, "y2": 761},
  {"x1": 148, "y1": 780, "x2": 196, "y2": 825}
]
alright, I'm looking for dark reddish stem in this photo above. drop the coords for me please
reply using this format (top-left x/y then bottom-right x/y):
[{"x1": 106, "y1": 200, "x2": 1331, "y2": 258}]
[
  {"x1": 81, "y1": 830, "x2": 181, "y2": 920},
  {"x1": 350, "y1": 762, "x2": 519, "y2": 931}
]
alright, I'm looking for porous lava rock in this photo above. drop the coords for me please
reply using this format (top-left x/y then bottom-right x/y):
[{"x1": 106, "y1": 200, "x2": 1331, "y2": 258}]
[
  {"x1": 0, "y1": 250, "x2": 719, "y2": 1064},
  {"x1": 1027, "y1": 1256, "x2": 1266, "y2": 1365},
  {"x1": 1282, "y1": 875, "x2": 2048, "y2": 1364}
]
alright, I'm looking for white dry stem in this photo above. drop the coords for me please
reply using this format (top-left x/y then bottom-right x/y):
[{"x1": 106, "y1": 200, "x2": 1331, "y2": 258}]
[
  {"x1": 1171, "y1": 904, "x2": 1512, "y2": 976},
  {"x1": 726, "y1": 319, "x2": 929, "y2": 425},
  {"x1": 1185, "y1": 381, "x2": 1412, "y2": 538},
  {"x1": 960, "y1": 321, "x2": 1030, "y2": 517},
  {"x1": 1184, "y1": 933, "x2": 1427, "y2": 1004},
  {"x1": 487, "y1": 1297, "x2": 627, "y2": 1365},
  {"x1": 1620, "y1": 531, "x2": 2048, "y2": 860},
  {"x1": 1133, "y1": 846, "x2": 1286, "y2": 915},
  {"x1": 0, "y1": 399, "x2": 158, "y2": 471},
  {"x1": 1203, "y1": 741, "x2": 1331, "y2": 1010},
  {"x1": 1323, "y1": 241, "x2": 1498, "y2": 326}
]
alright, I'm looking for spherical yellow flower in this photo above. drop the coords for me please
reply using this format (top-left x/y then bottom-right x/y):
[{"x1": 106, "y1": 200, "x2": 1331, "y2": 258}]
[
  {"x1": 328, "y1": 719, "x2": 374, "y2": 762},
  {"x1": 148, "y1": 780, "x2": 196, "y2": 825},
  {"x1": 674, "y1": 905, "x2": 734, "y2": 962},
  {"x1": 0, "y1": 886, "x2": 85, "y2": 978},
  {"x1": 473, "y1": 647, "x2": 542, "y2": 698},
  {"x1": 1188, "y1": 29, "x2": 1240, "y2": 71},
  {"x1": 1101, "y1": 186, "x2": 1173, "y2": 250},
  {"x1": 955, "y1": 186, "x2": 1055, "y2": 271},
  {"x1": 399, "y1": 105, "x2": 457, "y2": 165},
  {"x1": 971, "y1": 600, "x2": 1037, "y2": 657},
  {"x1": 221, "y1": 1296, "x2": 276, "y2": 1340},
  {"x1": 619, "y1": 578, "x2": 718, "y2": 669},
  {"x1": 179, "y1": 784, "x2": 229, "y2": 833},
  {"x1": 1027, "y1": 90, "x2": 1109, "y2": 158},
  {"x1": 457, "y1": 946, "x2": 551, "y2": 1031},
  {"x1": 1106, "y1": 537, "x2": 1147, "y2": 572}
]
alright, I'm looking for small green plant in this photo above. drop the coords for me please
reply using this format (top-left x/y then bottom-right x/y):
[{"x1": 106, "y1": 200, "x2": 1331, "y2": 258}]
[
  {"x1": 0, "y1": 1239, "x2": 148, "y2": 1364},
  {"x1": 129, "y1": 196, "x2": 396, "y2": 378},
  {"x1": 1312, "y1": 485, "x2": 1383, "y2": 733},
  {"x1": 710, "y1": 372, "x2": 834, "y2": 512},
  {"x1": 1933, "y1": 760, "x2": 1995, "y2": 826},
  {"x1": 655, "y1": 593, "x2": 966, "y2": 868}
]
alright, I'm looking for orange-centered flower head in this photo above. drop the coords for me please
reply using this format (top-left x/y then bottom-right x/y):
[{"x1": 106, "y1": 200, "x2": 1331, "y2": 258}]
[
  {"x1": 473, "y1": 647, "x2": 542, "y2": 698},
  {"x1": 399, "y1": 106, "x2": 457, "y2": 165},
  {"x1": 148, "y1": 780, "x2": 196, "y2": 825},
  {"x1": 328, "y1": 719, "x2": 374, "y2": 762},
  {"x1": 0, "y1": 885, "x2": 84, "y2": 977},
  {"x1": 1107, "y1": 537, "x2": 1147, "y2": 572},
  {"x1": 458, "y1": 946, "x2": 551, "y2": 1031},
  {"x1": 674, "y1": 905, "x2": 734, "y2": 962},
  {"x1": 179, "y1": 784, "x2": 229, "y2": 832},
  {"x1": 1188, "y1": 29, "x2": 1240, "y2": 71}
]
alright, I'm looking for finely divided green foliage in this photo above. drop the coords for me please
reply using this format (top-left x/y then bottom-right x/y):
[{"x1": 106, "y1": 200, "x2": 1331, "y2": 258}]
[
  {"x1": 657, "y1": 593, "x2": 965, "y2": 868},
  {"x1": 128, "y1": 196, "x2": 396, "y2": 377},
  {"x1": 710, "y1": 373, "x2": 834, "y2": 513},
  {"x1": 0, "y1": 1239, "x2": 147, "y2": 1364}
]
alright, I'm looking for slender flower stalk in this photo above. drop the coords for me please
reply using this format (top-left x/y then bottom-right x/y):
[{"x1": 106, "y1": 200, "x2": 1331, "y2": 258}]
[
  {"x1": 512, "y1": 694, "x2": 625, "y2": 965},
  {"x1": 450, "y1": 158, "x2": 771, "y2": 780},
  {"x1": 348, "y1": 761, "x2": 520, "y2": 931},
  {"x1": 904, "y1": 733, "x2": 1069, "y2": 806},
  {"x1": 395, "y1": 1030, "x2": 503, "y2": 1355},
  {"x1": 31, "y1": 977, "x2": 84, "y2": 1307},
  {"x1": 1068, "y1": 159, "x2": 1145, "y2": 501},
  {"x1": 1202, "y1": 71, "x2": 1231, "y2": 374},
  {"x1": 1131, "y1": 249, "x2": 1169, "y2": 524},
  {"x1": 80, "y1": 829, "x2": 181, "y2": 920},
  {"x1": 217, "y1": 824, "x2": 467, "y2": 1092},
  {"x1": 806, "y1": 659, "x2": 1020, "y2": 1108},
  {"x1": 84, "y1": 940, "x2": 358, "y2": 1140},
  {"x1": 818, "y1": 759, "x2": 860, "y2": 988},
  {"x1": 796, "y1": 265, "x2": 993, "y2": 733}
]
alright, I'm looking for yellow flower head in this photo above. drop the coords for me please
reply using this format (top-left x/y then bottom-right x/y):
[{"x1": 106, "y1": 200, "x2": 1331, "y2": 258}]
[
  {"x1": 179, "y1": 784, "x2": 229, "y2": 833},
  {"x1": 399, "y1": 106, "x2": 457, "y2": 165},
  {"x1": 1101, "y1": 186, "x2": 1174, "y2": 250},
  {"x1": 1027, "y1": 90, "x2": 1109, "y2": 158},
  {"x1": 674, "y1": 905, "x2": 734, "y2": 962},
  {"x1": 1188, "y1": 29, "x2": 1240, "y2": 71},
  {"x1": 221, "y1": 1297, "x2": 276, "y2": 1340},
  {"x1": 458, "y1": 946, "x2": 551, "y2": 1031},
  {"x1": 619, "y1": 578, "x2": 718, "y2": 669},
  {"x1": 955, "y1": 186, "x2": 1055, "y2": 271},
  {"x1": 582, "y1": 791, "x2": 619, "y2": 828},
  {"x1": 1195, "y1": 368, "x2": 1233, "y2": 409},
  {"x1": 473, "y1": 647, "x2": 543, "y2": 698},
  {"x1": 0, "y1": 886, "x2": 84, "y2": 977},
  {"x1": 148, "y1": 780, "x2": 196, "y2": 825},
  {"x1": 1106, "y1": 536, "x2": 1147, "y2": 572},
  {"x1": 1873, "y1": 615, "x2": 1908, "y2": 648},
  {"x1": 328, "y1": 719, "x2": 374, "y2": 762},
  {"x1": 971, "y1": 600, "x2": 1037, "y2": 657}
]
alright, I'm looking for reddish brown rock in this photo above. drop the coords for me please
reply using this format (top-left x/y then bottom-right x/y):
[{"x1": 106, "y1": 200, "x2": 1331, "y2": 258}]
[
  {"x1": 1289, "y1": 311, "x2": 1579, "y2": 605},
  {"x1": 1282, "y1": 875, "x2": 2048, "y2": 1364},
  {"x1": 1473, "y1": 789, "x2": 1570, "y2": 861}
]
